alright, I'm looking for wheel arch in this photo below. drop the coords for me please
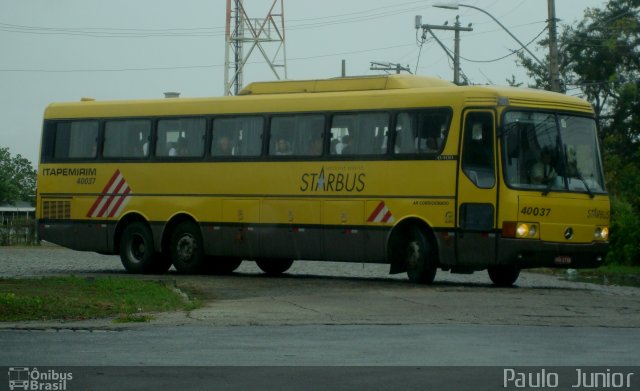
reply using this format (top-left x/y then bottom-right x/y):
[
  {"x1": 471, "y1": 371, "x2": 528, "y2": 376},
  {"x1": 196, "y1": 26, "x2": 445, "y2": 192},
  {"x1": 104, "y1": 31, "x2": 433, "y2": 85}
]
[{"x1": 387, "y1": 216, "x2": 440, "y2": 274}]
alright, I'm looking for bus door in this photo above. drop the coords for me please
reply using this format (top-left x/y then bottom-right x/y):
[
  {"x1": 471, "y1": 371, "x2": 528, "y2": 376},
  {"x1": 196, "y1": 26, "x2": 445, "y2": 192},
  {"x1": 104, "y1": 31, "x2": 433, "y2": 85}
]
[{"x1": 456, "y1": 110, "x2": 498, "y2": 267}]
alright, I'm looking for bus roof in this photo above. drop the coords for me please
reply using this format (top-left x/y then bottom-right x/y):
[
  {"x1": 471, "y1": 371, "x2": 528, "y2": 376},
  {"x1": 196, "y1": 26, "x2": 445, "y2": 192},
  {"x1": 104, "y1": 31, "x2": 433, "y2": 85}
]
[
  {"x1": 238, "y1": 74, "x2": 456, "y2": 95},
  {"x1": 43, "y1": 75, "x2": 594, "y2": 119}
]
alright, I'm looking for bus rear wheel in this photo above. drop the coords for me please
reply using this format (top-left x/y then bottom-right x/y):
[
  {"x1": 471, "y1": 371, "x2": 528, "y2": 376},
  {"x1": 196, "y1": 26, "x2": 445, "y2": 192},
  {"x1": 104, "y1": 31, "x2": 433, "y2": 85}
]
[
  {"x1": 120, "y1": 222, "x2": 156, "y2": 274},
  {"x1": 255, "y1": 258, "x2": 294, "y2": 275},
  {"x1": 488, "y1": 265, "x2": 520, "y2": 287},
  {"x1": 405, "y1": 227, "x2": 437, "y2": 284},
  {"x1": 170, "y1": 221, "x2": 205, "y2": 274}
]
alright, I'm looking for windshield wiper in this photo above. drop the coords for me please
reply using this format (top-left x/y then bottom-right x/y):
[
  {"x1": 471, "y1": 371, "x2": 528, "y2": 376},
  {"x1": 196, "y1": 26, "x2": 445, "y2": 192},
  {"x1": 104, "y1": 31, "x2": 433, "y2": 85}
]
[
  {"x1": 542, "y1": 180, "x2": 553, "y2": 196},
  {"x1": 575, "y1": 170, "x2": 595, "y2": 198}
]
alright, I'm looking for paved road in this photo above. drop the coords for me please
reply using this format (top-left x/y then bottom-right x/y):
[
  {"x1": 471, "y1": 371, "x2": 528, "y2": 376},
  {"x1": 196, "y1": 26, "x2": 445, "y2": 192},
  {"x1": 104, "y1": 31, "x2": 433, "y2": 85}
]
[
  {"x1": 1, "y1": 323, "x2": 639, "y2": 366},
  {"x1": 1, "y1": 245, "x2": 639, "y2": 388}
]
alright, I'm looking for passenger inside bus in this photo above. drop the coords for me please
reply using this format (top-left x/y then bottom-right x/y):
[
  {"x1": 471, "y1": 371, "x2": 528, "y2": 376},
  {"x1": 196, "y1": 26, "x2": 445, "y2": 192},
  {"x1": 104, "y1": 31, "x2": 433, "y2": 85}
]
[
  {"x1": 214, "y1": 135, "x2": 234, "y2": 156},
  {"x1": 168, "y1": 137, "x2": 186, "y2": 157},
  {"x1": 340, "y1": 135, "x2": 353, "y2": 154},
  {"x1": 274, "y1": 137, "x2": 292, "y2": 155}
]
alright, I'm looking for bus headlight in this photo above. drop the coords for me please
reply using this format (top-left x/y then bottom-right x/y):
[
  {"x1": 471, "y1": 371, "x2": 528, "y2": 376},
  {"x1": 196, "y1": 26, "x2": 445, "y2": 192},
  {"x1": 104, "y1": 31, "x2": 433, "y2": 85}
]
[
  {"x1": 594, "y1": 226, "x2": 609, "y2": 241},
  {"x1": 516, "y1": 222, "x2": 539, "y2": 239}
]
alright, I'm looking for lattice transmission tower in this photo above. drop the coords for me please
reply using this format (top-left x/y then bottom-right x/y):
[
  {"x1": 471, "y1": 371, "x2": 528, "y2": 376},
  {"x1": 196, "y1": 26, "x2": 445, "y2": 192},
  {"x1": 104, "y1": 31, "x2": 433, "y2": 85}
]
[{"x1": 224, "y1": 0, "x2": 287, "y2": 96}]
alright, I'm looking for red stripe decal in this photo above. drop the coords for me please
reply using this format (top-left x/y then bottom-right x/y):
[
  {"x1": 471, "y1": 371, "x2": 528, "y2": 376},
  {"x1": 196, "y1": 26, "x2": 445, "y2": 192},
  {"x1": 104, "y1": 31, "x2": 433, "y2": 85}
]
[
  {"x1": 107, "y1": 187, "x2": 131, "y2": 218},
  {"x1": 96, "y1": 177, "x2": 126, "y2": 218},
  {"x1": 367, "y1": 201, "x2": 386, "y2": 222}
]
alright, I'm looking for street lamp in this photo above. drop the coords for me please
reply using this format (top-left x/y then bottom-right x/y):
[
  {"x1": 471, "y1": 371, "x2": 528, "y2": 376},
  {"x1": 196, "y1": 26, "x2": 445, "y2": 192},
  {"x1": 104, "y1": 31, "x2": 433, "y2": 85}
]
[{"x1": 433, "y1": 2, "x2": 552, "y2": 87}]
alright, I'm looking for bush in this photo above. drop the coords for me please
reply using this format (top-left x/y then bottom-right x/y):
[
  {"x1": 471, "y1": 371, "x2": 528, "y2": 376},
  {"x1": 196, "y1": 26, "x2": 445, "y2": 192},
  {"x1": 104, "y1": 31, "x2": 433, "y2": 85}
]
[{"x1": 606, "y1": 196, "x2": 640, "y2": 266}]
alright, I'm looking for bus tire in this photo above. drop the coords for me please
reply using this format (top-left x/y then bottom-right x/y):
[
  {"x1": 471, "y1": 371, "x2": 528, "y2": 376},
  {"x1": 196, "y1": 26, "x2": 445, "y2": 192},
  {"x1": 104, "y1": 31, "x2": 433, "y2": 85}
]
[
  {"x1": 405, "y1": 227, "x2": 437, "y2": 284},
  {"x1": 119, "y1": 222, "x2": 156, "y2": 274},
  {"x1": 488, "y1": 266, "x2": 520, "y2": 287},
  {"x1": 255, "y1": 258, "x2": 294, "y2": 275},
  {"x1": 170, "y1": 221, "x2": 205, "y2": 274},
  {"x1": 207, "y1": 257, "x2": 242, "y2": 275}
]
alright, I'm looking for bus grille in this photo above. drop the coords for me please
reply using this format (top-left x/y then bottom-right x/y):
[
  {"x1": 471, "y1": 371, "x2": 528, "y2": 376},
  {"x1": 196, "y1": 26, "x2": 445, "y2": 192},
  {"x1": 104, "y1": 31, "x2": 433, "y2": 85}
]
[{"x1": 42, "y1": 199, "x2": 71, "y2": 220}]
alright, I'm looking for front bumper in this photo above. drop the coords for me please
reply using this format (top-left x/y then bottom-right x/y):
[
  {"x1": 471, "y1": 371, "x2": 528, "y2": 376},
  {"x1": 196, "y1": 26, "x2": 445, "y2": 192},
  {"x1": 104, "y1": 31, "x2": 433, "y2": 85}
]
[{"x1": 497, "y1": 237, "x2": 608, "y2": 269}]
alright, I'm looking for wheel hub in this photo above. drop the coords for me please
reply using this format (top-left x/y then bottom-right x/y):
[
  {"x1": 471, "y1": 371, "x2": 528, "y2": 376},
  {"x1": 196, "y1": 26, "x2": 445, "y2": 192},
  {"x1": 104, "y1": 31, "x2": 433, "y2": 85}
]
[
  {"x1": 129, "y1": 234, "x2": 146, "y2": 262},
  {"x1": 406, "y1": 241, "x2": 420, "y2": 268},
  {"x1": 176, "y1": 234, "x2": 196, "y2": 263}
]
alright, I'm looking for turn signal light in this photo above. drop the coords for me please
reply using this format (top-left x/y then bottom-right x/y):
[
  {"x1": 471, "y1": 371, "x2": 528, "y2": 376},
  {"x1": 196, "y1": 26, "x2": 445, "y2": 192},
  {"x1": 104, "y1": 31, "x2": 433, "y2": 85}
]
[{"x1": 502, "y1": 221, "x2": 517, "y2": 238}]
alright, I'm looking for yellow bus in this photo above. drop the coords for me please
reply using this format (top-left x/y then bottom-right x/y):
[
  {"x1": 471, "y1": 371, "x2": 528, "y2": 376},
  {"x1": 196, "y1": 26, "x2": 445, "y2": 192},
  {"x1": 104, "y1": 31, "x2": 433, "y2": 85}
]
[{"x1": 36, "y1": 74, "x2": 610, "y2": 286}]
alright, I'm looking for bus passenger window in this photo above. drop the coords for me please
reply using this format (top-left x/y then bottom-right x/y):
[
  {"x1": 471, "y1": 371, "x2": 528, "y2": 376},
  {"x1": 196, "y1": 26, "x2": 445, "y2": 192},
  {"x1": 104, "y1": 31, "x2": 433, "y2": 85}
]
[
  {"x1": 212, "y1": 116, "x2": 264, "y2": 157},
  {"x1": 394, "y1": 109, "x2": 451, "y2": 155},
  {"x1": 157, "y1": 118, "x2": 206, "y2": 158},
  {"x1": 50, "y1": 121, "x2": 99, "y2": 160},
  {"x1": 269, "y1": 114, "x2": 325, "y2": 157},
  {"x1": 330, "y1": 112, "x2": 388, "y2": 156},
  {"x1": 103, "y1": 120, "x2": 151, "y2": 159}
]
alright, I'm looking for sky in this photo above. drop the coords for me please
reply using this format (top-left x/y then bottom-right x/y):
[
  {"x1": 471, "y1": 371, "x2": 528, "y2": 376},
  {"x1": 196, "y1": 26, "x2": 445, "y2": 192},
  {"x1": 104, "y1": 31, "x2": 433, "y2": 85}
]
[{"x1": 1, "y1": 0, "x2": 608, "y2": 166}]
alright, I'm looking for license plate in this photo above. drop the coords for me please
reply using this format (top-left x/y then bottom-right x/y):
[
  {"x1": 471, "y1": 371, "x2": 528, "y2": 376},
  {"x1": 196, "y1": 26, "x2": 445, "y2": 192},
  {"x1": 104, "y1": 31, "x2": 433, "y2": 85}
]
[{"x1": 554, "y1": 256, "x2": 572, "y2": 265}]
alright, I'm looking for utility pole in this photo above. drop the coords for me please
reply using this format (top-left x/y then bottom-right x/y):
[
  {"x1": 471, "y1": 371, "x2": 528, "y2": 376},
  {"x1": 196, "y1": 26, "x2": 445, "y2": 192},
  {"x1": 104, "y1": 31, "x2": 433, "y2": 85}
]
[
  {"x1": 369, "y1": 61, "x2": 411, "y2": 74},
  {"x1": 452, "y1": 16, "x2": 466, "y2": 85},
  {"x1": 415, "y1": 15, "x2": 472, "y2": 85},
  {"x1": 547, "y1": 0, "x2": 562, "y2": 92}
]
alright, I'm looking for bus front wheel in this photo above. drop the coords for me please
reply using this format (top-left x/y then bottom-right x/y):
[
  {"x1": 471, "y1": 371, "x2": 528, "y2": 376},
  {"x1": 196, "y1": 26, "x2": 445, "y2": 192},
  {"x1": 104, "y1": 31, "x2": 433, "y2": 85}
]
[
  {"x1": 488, "y1": 265, "x2": 520, "y2": 287},
  {"x1": 255, "y1": 258, "x2": 294, "y2": 275},
  {"x1": 405, "y1": 227, "x2": 437, "y2": 284},
  {"x1": 170, "y1": 221, "x2": 205, "y2": 274},
  {"x1": 120, "y1": 222, "x2": 156, "y2": 274}
]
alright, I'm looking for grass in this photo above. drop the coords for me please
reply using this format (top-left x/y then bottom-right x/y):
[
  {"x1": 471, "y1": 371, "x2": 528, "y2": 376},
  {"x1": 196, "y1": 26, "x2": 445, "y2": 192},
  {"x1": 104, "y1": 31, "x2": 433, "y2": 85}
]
[{"x1": 0, "y1": 276, "x2": 201, "y2": 322}]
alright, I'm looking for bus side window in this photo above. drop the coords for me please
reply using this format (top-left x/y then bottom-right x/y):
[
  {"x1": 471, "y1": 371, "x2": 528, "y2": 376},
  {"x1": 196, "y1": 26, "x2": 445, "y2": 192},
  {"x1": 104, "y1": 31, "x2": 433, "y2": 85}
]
[
  {"x1": 394, "y1": 109, "x2": 451, "y2": 155},
  {"x1": 212, "y1": 116, "x2": 263, "y2": 157},
  {"x1": 330, "y1": 112, "x2": 388, "y2": 156},
  {"x1": 269, "y1": 114, "x2": 325, "y2": 156},
  {"x1": 103, "y1": 120, "x2": 151, "y2": 159},
  {"x1": 46, "y1": 121, "x2": 99, "y2": 160},
  {"x1": 157, "y1": 118, "x2": 206, "y2": 158}
]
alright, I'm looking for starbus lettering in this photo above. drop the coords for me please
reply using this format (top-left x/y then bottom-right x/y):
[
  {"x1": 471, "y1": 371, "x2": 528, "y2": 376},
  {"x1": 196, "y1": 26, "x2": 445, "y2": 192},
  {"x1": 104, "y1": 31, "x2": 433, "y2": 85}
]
[
  {"x1": 300, "y1": 167, "x2": 366, "y2": 193},
  {"x1": 587, "y1": 208, "x2": 610, "y2": 220},
  {"x1": 42, "y1": 168, "x2": 97, "y2": 177}
]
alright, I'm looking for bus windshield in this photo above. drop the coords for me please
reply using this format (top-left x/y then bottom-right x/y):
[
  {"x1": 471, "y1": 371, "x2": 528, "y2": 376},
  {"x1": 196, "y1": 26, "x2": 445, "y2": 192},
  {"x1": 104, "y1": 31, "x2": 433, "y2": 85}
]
[{"x1": 502, "y1": 111, "x2": 606, "y2": 195}]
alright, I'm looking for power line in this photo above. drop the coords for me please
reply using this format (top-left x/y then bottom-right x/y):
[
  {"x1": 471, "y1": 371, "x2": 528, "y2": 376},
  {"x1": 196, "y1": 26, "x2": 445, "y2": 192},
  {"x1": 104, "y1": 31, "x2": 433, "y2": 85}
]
[
  {"x1": 458, "y1": 25, "x2": 548, "y2": 63},
  {"x1": 287, "y1": 0, "x2": 426, "y2": 22},
  {"x1": 0, "y1": 43, "x2": 416, "y2": 73},
  {"x1": 0, "y1": 3, "x2": 430, "y2": 38}
]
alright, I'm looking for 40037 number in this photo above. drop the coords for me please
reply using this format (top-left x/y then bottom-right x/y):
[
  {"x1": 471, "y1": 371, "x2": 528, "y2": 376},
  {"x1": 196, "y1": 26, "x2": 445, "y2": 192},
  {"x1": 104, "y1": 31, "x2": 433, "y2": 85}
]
[
  {"x1": 76, "y1": 177, "x2": 96, "y2": 185},
  {"x1": 520, "y1": 206, "x2": 551, "y2": 217}
]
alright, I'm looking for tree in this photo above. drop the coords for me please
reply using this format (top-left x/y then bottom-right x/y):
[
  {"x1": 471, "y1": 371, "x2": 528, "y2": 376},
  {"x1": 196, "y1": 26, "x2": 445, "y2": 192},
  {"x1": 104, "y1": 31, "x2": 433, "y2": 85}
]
[
  {"x1": 505, "y1": 75, "x2": 523, "y2": 87},
  {"x1": 517, "y1": 0, "x2": 639, "y2": 119},
  {"x1": 0, "y1": 147, "x2": 37, "y2": 205}
]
